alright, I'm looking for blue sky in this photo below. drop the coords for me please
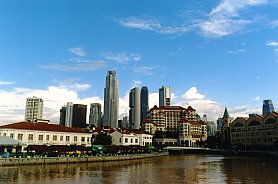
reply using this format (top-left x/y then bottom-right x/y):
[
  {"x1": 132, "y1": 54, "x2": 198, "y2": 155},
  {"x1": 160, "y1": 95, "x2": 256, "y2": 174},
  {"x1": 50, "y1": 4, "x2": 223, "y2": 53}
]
[{"x1": 0, "y1": 0, "x2": 278, "y2": 124}]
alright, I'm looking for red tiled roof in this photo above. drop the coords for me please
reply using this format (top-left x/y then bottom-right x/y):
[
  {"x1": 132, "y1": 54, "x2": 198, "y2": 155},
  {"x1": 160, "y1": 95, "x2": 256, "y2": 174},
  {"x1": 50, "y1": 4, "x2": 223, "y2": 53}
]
[
  {"x1": 187, "y1": 106, "x2": 196, "y2": 111},
  {"x1": 0, "y1": 122, "x2": 89, "y2": 133},
  {"x1": 190, "y1": 121, "x2": 207, "y2": 125}
]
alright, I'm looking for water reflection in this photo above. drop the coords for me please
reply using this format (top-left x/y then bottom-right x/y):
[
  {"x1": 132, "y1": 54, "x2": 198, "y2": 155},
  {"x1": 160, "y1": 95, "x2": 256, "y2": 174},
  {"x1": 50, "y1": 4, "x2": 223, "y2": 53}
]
[{"x1": 0, "y1": 155, "x2": 277, "y2": 184}]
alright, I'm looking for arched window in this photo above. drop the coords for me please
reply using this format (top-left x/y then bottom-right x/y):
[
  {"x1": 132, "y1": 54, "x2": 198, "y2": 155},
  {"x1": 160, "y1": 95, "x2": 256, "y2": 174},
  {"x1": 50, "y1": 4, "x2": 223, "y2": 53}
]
[
  {"x1": 248, "y1": 121, "x2": 261, "y2": 126},
  {"x1": 234, "y1": 122, "x2": 244, "y2": 127},
  {"x1": 265, "y1": 118, "x2": 276, "y2": 125}
]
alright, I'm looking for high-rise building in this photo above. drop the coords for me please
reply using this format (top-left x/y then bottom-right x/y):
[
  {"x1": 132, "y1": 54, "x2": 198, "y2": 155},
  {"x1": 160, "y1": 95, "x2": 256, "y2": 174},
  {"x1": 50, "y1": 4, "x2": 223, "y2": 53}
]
[
  {"x1": 103, "y1": 70, "x2": 119, "y2": 128},
  {"x1": 159, "y1": 86, "x2": 171, "y2": 107},
  {"x1": 65, "y1": 102, "x2": 73, "y2": 127},
  {"x1": 59, "y1": 106, "x2": 66, "y2": 126},
  {"x1": 25, "y1": 96, "x2": 44, "y2": 122},
  {"x1": 89, "y1": 103, "x2": 102, "y2": 127},
  {"x1": 129, "y1": 87, "x2": 141, "y2": 129},
  {"x1": 141, "y1": 86, "x2": 149, "y2": 126},
  {"x1": 263, "y1": 99, "x2": 275, "y2": 116},
  {"x1": 72, "y1": 104, "x2": 87, "y2": 128}
]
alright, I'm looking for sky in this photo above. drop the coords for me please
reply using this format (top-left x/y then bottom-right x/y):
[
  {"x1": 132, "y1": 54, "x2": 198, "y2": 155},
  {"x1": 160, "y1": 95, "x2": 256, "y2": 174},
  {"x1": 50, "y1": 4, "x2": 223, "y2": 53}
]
[{"x1": 0, "y1": 0, "x2": 278, "y2": 125}]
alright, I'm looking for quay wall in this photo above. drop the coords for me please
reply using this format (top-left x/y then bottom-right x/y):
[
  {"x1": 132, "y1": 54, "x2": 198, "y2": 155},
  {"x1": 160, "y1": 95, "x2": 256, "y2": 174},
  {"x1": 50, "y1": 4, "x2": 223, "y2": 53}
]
[{"x1": 0, "y1": 152, "x2": 168, "y2": 166}]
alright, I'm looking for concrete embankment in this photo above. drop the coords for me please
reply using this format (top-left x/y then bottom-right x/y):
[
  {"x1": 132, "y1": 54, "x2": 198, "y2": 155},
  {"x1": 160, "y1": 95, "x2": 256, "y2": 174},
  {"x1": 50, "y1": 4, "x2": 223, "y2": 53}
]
[{"x1": 0, "y1": 152, "x2": 169, "y2": 166}]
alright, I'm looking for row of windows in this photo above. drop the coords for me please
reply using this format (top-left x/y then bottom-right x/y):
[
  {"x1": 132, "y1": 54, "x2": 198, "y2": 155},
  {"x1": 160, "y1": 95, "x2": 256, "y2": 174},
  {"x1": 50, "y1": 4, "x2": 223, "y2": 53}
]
[
  {"x1": 119, "y1": 138, "x2": 139, "y2": 144},
  {"x1": 1, "y1": 133, "x2": 90, "y2": 142}
]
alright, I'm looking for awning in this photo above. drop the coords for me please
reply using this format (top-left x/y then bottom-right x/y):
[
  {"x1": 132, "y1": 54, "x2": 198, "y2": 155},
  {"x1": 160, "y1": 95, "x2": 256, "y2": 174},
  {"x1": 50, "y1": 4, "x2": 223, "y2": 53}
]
[{"x1": 0, "y1": 136, "x2": 26, "y2": 146}]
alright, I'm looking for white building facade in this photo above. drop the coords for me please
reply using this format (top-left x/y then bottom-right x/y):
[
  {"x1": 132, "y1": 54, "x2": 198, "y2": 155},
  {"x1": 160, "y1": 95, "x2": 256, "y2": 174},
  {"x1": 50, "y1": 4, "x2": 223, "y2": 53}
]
[
  {"x1": 110, "y1": 130, "x2": 153, "y2": 146},
  {"x1": 0, "y1": 121, "x2": 92, "y2": 147}
]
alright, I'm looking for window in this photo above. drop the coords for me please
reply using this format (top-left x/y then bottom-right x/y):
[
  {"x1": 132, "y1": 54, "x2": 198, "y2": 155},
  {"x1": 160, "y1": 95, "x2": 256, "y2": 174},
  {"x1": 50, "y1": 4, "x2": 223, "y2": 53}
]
[
  {"x1": 17, "y1": 134, "x2": 23, "y2": 140},
  {"x1": 66, "y1": 136, "x2": 70, "y2": 142},
  {"x1": 28, "y1": 134, "x2": 34, "y2": 141},
  {"x1": 60, "y1": 136, "x2": 63, "y2": 141},
  {"x1": 125, "y1": 138, "x2": 128, "y2": 143},
  {"x1": 131, "y1": 139, "x2": 133, "y2": 143},
  {"x1": 74, "y1": 136, "x2": 78, "y2": 142},
  {"x1": 10, "y1": 133, "x2": 14, "y2": 138},
  {"x1": 39, "y1": 135, "x2": 43, "y2": 141},
  {"x1": 81, "y1": 137, "x2": 85, "y2": 142},
  {"x1": 135, "y1": 139, "x2": 138, "y2": 143},
  {"x1": 3, "y1": 133, "x2": 6, "y2": 136},
  {"x1": 53, "y1": 135, "x2": 57, "y2": 141},
  {"x1": 119, "y1": 138, "x2": 121, "y2": 143},
  {"x1": 87, "y1": 137, "x2": 90, "y2": 142},
  {"x1": 46, "y1": 135, "x2": 49, "y2": 141}
]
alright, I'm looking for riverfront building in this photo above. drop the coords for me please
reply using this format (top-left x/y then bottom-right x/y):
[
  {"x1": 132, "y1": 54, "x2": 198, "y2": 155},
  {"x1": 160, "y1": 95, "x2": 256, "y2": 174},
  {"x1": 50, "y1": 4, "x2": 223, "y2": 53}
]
[
  {"x1": 159, "y1": 86, "x2": 171, "y2": 107},
  {"x1": 129, "y1": 87, "x2": 141, "y2": 129},
  {"x1": 0, "y1": 120, "x2": 92, "y2": 147},
  {"x1": 230, "y1": 112, "x2": 278, "y2": 146},
  {"x1": 25, "y1": 96, "x2": 44, "y2": 122},
  {"x1": 89, "y1": 103, "x2": 102, "y2": 127},
  {"x1": 103, "y1": 71, "x2": 119, "y2": 128},
  {"x1": 110, "y1": 129, "x2": 153, "y2": 147}
]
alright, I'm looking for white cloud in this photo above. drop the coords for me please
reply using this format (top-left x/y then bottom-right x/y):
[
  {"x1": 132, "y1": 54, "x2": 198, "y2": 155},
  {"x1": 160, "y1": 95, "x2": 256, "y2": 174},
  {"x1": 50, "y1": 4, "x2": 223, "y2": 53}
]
[
  {"x1": 269, "y1": 19, "x2": 278, "y2": 27},
  {"x1": 182, "y1": 87, "x2": 205, "y2": 100},
  {"x1": 266, "y1": 41, "x2": 278, "y2": 47},
  {"x1": 103, "y1": 53, "x2": 141, "y2": 64},
  {"x1": 118, "y1": 17, "x2": 188, "y2": 35},
  {"x1": 133, "y1": 66, "x2": 155, "y2": 75},
  {"x1": 132, "y1": 80, "x2": 142, "y2": 87},
  {"x1": 227, "y1": 48, "x2": 246, "y2": 54},
  {"x1": 40, "y1": 60, "x2": 106, "y2": 72},
  {"x1": 0, "y1": 86, "x2": 103, "y2": 125},
  {"x1": 52, "y1": 78, "x2": 91, "y2": 91},
  {"x1": 0, "y1": 80, "x2": 16, "y2": 85},
  {"x1": 199, "y1": 0, "x2": 268, "y2": 37},
  {"x1": 68, "y1": 47, "x2": 86, "y2": 57}
]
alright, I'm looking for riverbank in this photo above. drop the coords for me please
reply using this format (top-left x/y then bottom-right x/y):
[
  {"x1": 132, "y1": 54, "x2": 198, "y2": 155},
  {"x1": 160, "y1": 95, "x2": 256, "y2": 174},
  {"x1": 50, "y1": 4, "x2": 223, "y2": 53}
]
[
  {"x1": 0, "y1": 152, "x2": 169, "y2": 166},
  {"x1": 168, "y1": 148, "x2": 278, "y2": 157}
]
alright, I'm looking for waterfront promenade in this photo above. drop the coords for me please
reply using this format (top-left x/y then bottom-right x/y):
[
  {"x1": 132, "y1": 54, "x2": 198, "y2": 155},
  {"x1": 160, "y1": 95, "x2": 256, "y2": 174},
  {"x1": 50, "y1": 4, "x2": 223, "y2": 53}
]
[{"x1": 0, "y1": 152, "x2": 168, "y2": 166}]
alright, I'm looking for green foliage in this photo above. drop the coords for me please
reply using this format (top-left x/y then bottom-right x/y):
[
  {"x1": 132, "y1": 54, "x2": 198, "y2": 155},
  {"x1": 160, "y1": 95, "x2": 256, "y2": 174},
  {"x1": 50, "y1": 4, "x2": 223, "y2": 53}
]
[{"x1": 94, "y1": 133, "x2": 112, "y2": 145}]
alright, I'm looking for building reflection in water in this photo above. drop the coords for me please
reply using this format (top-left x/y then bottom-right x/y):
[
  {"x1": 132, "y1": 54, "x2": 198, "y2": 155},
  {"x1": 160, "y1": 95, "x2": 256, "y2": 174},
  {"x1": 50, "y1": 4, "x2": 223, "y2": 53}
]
[{"x1": 0, "y1": 155, "x2": 278, "y2": 184}]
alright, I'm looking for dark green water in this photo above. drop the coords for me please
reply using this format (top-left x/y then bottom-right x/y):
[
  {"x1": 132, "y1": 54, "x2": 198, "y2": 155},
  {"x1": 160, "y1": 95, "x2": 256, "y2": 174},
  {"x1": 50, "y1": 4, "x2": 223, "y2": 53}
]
[{"x1": 0, "y1": 155, "x2": 277, "y2": 184}]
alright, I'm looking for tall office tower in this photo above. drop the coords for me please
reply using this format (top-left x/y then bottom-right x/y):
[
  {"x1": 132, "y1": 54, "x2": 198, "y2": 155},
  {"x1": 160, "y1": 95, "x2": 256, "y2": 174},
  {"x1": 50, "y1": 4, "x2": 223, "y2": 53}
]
[
  {"x1": 72, "y1": 104, "x2": 87, "y2": 128},
  {"x1": 129, "y1": 87, "x2": 141, "y2": 129},
  {"x1": 159, "y1": 86, "x2": 171, "y2": 107},
  {"x1": 59, "y1": 106, "x2": 66, "y2": 126},
  {"x1": 65, "y1": 102, "x2": 73, "y2": 127},
  {"x1": 103, "y1": 70, "x2": 119, "y2": 128},
  {"x1": 141, "y1": 86, "x2": 149, "y2": 126},
  {"x1": 89, "y1": 103, "x2": 102, "y2": 127},
  {"x1": 25, "y1": 96, "x2": 44, "y2": 122},
  {"x1": 263, "y1": 99, "x2": 275, "y2": 115}
]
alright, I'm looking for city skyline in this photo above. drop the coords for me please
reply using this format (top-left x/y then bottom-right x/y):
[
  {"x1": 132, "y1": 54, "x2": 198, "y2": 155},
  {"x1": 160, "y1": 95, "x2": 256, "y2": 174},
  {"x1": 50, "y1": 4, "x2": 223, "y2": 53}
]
[{"x1": 1, "y1": 1, "x2": 278, "y2": 124}]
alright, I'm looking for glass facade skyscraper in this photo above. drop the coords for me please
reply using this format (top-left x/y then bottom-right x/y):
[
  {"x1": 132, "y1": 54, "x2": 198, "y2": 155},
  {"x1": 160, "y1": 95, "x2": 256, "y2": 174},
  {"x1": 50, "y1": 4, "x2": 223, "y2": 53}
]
[
  {"x1": 103, "y1": 71, "x2": 119, "y2": 128},
  {"x1": 262, "y1": 99, "x2": 275, "y2": 115},
  {"x1": 141, "y1": 86, "x2": 149, "y2": 126}
]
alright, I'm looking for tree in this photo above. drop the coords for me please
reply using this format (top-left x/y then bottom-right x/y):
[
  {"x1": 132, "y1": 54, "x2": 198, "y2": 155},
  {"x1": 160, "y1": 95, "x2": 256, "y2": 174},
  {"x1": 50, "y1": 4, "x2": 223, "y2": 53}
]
[{"x1": 94, "y1": 133, "x2": 112, "y2": 145}]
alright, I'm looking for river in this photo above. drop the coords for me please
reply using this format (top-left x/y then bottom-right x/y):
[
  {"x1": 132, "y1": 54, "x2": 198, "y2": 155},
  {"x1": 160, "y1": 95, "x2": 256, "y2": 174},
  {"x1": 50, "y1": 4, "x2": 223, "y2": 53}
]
[{"x1": 0, "y1": 155, "x2": 277, "y2": 184}]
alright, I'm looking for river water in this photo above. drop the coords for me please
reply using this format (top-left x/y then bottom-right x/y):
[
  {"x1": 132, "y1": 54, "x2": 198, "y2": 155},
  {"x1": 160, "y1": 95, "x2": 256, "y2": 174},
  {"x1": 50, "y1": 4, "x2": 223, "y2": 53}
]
[{"x1": 0, "y1": 155, "x2": 278, "y2": 184}]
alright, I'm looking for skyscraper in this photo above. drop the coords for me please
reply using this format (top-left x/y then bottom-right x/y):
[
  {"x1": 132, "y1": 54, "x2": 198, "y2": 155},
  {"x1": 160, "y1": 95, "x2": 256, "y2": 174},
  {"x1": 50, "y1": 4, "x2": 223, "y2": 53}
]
[
  {"x1": 141, "y1": 86, "x2": 149, "y2": 126},
  {"x1": 103, "y1": 70, "x2": 119, "y2": 128},
  {"x1": 89, "y1": 103, "x2": 102, "y2": 127},
  {"x1": 159, "y1": 86, "x2": 171, "y2": 107},
  {"x1": 59, "y1": 105, "x2": 66, "y2": 126},
  {"x1": 263, "y1": 99, "x2": 275, "y2": 115},
  {"x1": 25, "y1": 96, "x2": 44, "y2": 122},
  {"x1": 129, "y1": 87, "x2": 141, "y2": 129},
  {"x1": 65, "y1": 102, "x2": 73, "y2": 127},
  {"x1": 72, "y1": 104, "x2": 87, "y2": 128},
  {"x1": 63, "y1": 103, "x2": 87, "y2": 128}
]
